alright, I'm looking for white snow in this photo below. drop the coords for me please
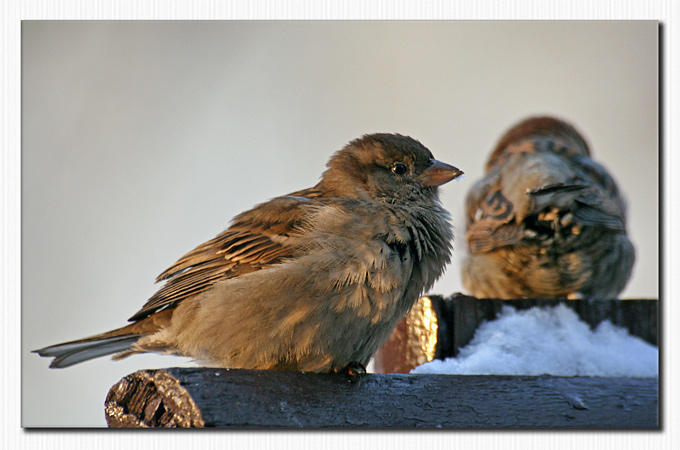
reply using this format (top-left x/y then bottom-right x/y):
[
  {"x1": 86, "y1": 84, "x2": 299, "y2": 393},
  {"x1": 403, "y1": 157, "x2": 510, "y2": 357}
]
[{"x1": 411, "y1": 304, "x2": 658, "y2": 378}]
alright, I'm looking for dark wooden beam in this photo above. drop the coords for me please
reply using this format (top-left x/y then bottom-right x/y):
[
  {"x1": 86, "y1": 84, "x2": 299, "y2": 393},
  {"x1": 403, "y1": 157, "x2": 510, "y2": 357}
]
[{"x1": 105, "y1": 368, "x2": 658, "y2": 429}]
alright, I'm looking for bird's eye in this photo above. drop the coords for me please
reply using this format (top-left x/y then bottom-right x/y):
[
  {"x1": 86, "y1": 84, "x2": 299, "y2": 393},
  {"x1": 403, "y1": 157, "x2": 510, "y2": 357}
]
[{"x1": 391, "y1": 163, "x2": 408, "y2": 175}]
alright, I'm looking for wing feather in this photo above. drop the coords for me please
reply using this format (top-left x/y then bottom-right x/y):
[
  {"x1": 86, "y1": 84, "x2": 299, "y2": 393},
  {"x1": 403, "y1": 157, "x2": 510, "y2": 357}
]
[{"x1": 128, "y1": 193, "x2": 322, "y2": 321}]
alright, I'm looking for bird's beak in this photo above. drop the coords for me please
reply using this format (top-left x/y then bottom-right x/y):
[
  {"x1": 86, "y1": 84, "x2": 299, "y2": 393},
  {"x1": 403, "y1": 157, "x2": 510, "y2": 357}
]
[{"x1": 419, "y1": 159, "x2": 464, "y2": 187}]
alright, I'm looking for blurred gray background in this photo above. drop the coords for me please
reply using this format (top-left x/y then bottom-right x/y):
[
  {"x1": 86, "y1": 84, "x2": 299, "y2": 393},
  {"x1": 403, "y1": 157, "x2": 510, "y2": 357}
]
[{"x1": 22, "y1": 21, "x2": 657, "y2": 427}]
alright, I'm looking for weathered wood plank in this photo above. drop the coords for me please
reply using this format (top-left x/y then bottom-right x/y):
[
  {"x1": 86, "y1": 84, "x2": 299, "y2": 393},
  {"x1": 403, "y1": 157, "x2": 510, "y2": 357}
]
[{"x1": 105, "y1": 368, "x2": 658, "y2": 429}]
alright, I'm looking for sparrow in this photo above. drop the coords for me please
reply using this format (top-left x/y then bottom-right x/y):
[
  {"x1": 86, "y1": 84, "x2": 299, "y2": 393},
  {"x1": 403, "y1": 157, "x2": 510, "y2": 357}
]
[
  {"x1": 462, "y1": 116, "x2": 635, "y2": 300},
  {"x1": 35, "y1": 133, "x2": 463, "y2": 372}
]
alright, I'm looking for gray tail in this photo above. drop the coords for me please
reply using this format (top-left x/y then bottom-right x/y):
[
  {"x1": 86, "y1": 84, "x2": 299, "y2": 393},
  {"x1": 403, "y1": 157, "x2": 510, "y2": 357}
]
[{"x1": 33, "y1": 335, "x2": 140, "y2": 369}]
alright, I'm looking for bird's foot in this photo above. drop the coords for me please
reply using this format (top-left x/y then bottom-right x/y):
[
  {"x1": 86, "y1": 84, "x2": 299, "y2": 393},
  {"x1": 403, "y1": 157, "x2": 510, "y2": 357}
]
[{"x1": 336, "y1": 362, "x2": 366, "y2": 385}]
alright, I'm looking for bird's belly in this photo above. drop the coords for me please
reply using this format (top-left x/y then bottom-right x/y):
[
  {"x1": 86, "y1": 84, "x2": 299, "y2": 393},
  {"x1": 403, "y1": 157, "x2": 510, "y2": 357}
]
[{"x1": 161, "y1": 257, "x2": 416, "y2": 372}]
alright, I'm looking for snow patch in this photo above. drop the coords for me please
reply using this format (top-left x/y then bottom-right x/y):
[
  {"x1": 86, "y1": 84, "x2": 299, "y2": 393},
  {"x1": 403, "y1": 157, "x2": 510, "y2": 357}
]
[{"x1": 412, "y1": 304, "x2": 658, "y2": 378}]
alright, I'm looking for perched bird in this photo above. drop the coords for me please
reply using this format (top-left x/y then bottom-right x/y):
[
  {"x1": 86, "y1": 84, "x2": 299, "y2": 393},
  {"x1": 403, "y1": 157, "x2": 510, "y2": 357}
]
[
  {"x1": 35, "y1": 133, "x2": 463, "y2": 372},
  {"x1": 462, "y1": 116, "x2": 635, "y2": 300}
]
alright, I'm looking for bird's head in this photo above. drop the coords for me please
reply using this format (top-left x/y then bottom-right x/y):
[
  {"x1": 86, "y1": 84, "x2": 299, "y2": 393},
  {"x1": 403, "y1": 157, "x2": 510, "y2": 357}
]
[
  {"x1": 486, "y1": 116, "x2": 591, "y2": 171},
  {"x1": 318, "y1": 133, "x2": 463, "y2": 203}
]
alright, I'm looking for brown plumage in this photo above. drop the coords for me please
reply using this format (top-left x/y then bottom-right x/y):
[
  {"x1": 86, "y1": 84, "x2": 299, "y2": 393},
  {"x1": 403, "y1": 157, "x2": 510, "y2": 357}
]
[
  {"x1": 462, "y1": 116, "x2": 635, "y2": 299},
  {"x1": 35, "y1": 133, "x2": 463, "y2": 370}
]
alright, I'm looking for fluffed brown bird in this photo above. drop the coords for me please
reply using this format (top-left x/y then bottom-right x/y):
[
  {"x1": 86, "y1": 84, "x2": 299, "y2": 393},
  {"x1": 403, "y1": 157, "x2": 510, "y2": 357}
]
[
  {"x1": 35, "y1": 133, "x2": 463, "y2": 371},
  {"x1": 462, "y1": 116, "x2": 634, "y2": 300}
]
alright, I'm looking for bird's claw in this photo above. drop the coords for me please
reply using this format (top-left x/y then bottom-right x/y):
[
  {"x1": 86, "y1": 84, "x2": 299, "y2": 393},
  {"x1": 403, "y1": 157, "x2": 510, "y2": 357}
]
[{"x1": 337, "y1": 362, "x2": 366, "y2": 385}]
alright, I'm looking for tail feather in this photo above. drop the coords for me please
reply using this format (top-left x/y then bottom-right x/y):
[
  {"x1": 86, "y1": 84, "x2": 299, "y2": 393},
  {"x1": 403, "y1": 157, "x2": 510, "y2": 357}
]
[
  {"x1": 34, "y1": 309, "x2": 174, "y2": 368},
  {"x1": 33, "y1": 335, "x2": 141, "y2": 368}
]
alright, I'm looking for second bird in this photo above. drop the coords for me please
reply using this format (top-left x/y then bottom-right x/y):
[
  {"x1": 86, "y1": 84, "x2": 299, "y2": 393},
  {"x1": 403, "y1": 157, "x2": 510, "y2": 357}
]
[{"x1": 463, "y1": 116, "x2": 635, "y2": 300}]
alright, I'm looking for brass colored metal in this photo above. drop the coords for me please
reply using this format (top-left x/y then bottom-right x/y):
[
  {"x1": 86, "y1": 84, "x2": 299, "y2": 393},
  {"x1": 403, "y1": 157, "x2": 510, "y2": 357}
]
[{"x1": 372, "y1": 296, "x2": 439, "y2": 373}]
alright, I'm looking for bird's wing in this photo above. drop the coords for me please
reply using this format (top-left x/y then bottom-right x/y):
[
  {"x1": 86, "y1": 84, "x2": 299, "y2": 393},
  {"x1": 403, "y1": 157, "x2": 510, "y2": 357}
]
[
  {"x1": 526, "y1": 154, "x2": 626, "y2": 231},
  {"x1": 465, "y1": 173, "x2": 525, "y2": 254},
  {"x1": 528, "y1": 182, "x2": 626, "y2": 231},
  {"x1": 466, "y1": 151, "x2": 627, "y2": 255},
  {"x1": 128, "y1": 191, "x2": 323, "y2": 321},
  {"x1": 569, "y1": 155, "x2": 627, "y2": 230}
]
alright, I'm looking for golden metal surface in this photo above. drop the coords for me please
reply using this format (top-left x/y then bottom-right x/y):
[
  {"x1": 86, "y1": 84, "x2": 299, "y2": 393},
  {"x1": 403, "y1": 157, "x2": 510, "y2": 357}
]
[{"x1": 404, "y1": 296, "x2": 439, "y2": 367}]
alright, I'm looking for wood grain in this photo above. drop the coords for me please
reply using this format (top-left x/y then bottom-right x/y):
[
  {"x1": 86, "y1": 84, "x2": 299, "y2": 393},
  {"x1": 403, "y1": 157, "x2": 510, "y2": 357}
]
[{"x1": 105, "y1": 368, "x2": 658, "y2": 428}]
